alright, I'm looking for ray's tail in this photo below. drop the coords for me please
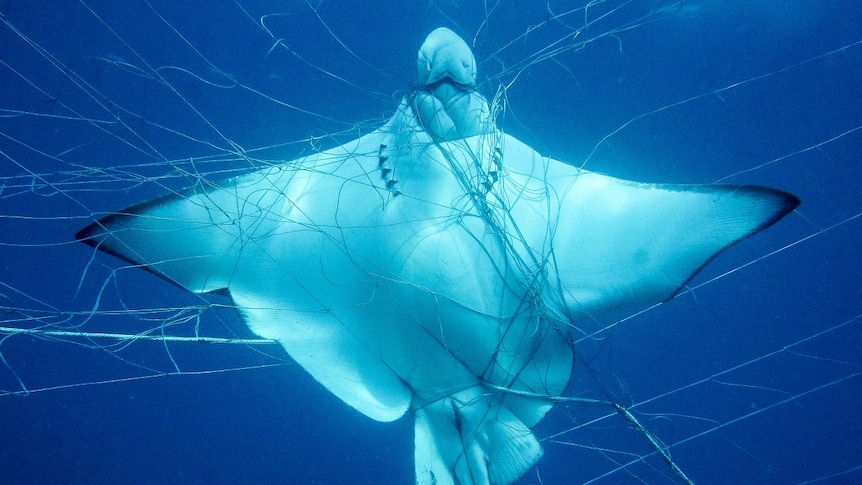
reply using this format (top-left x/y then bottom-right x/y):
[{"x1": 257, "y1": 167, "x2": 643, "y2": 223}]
[{"x1": 413, "y1": 386, "x2": 543, "y2": 485}]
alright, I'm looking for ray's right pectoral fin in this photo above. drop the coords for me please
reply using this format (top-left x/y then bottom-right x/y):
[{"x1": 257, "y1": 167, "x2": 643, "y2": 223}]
[
  {"x1": 76, "y1": 182, "x2": 259, "y2": 293},
  {"x1": 414, "y1": 386, "x2": 543, "y2": 485}
]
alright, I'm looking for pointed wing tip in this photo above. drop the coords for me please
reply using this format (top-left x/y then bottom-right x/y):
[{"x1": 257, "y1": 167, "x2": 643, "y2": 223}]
[
  {"x1": 74, "y1": 212, "x2": 136, "y2": 265},
  {"x1": 660, "y1": 185, "x2": 800, "y2": 303},
  {"x1": 745, "y1": 185, "x2": 800, "y2": 231},
  {"x1": 76, "y1": 187, "x2": 185, "y2": 247},
  {"x1": 75, "y1": 220, "x2": 103, "y2": 247},
  {"x1": 75, "y1": 210, "x2": 132, "y2": 249}
]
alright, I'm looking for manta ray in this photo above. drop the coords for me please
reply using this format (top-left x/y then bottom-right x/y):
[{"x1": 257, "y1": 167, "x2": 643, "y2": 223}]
[{"x1": 77, "y1": 28, "x2": 799, "y2": 485}]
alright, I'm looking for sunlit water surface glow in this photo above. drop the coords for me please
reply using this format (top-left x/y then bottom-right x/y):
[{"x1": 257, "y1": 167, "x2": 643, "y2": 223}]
[{"x1": 1, "y1": 1, "x2": 860, "y2": 483}]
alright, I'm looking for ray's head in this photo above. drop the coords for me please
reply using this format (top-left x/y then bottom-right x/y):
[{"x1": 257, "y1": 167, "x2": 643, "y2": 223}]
[{"x1": 416, "y1": 27, "x2": 477, "y2": 88}]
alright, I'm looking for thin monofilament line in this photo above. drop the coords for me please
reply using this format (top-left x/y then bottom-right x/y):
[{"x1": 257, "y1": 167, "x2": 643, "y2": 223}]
[{"x1": 0, "y1": 326, "x2": 275, "y2": 345}]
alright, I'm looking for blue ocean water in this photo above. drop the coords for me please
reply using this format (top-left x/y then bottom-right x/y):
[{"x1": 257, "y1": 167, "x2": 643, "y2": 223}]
[{"x1": 1, "y1": 1, "x2": 860, "y2": 484}]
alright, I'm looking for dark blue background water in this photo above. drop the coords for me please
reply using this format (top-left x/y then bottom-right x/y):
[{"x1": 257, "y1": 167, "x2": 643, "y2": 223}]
[{"x1": 1, "y1": 1, "x2": 860, "y2": 483}]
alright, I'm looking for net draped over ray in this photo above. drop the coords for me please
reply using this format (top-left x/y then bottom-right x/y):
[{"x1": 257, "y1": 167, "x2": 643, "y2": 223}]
[
  {"x1": 76, "y1": 27, "x2": 797, "y2": 485},
  {"x1": 2, "y1": 2, "x2": 861, "y2": 485}
]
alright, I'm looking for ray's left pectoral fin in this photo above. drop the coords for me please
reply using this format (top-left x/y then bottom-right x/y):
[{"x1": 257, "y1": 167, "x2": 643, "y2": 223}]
[{"x1": 555, "y1": 176, "x2": 800, "y2": 314}]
